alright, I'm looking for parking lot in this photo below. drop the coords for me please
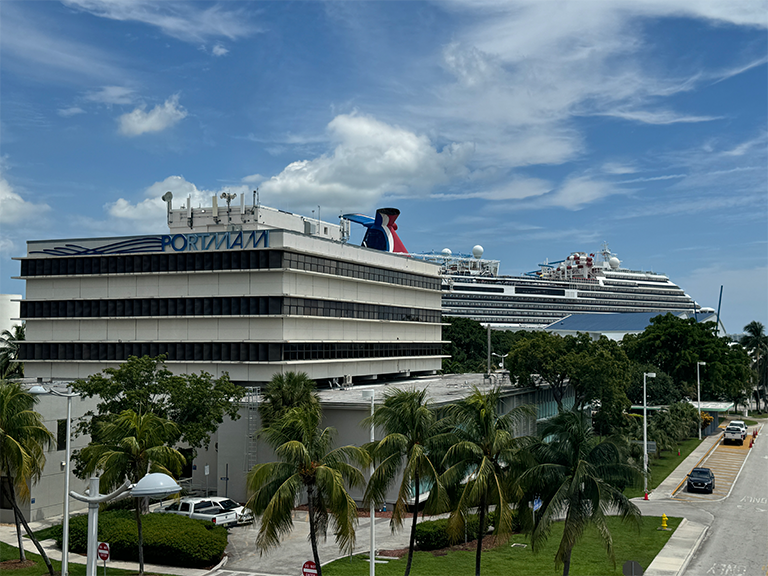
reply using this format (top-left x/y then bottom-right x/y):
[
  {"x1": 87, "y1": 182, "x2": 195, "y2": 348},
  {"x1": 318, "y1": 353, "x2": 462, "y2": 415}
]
[{"x1": 672, "y1": 428, "x2": 755, "y2": 502}]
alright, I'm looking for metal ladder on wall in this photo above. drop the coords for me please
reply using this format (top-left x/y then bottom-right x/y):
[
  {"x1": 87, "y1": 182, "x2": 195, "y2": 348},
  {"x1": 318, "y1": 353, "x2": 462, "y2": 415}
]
[{"x1": 243, "y1": 386, "x2": 261, "y2": 472}]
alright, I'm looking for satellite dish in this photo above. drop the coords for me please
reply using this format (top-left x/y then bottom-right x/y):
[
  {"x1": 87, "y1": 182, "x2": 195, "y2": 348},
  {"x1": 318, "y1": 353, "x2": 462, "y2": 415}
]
[{"x1": 472, "y1": 245, "x2": 484, "y2": 259}]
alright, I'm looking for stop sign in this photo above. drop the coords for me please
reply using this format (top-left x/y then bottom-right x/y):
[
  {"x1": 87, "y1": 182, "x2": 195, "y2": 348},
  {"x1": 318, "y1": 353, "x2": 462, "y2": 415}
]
[
  {"x1": 301, "y1": 560, "x2": 317, "y2": 576},
  {"x1": 97, "y1": 542, "x2": 110, "y2": 561}
]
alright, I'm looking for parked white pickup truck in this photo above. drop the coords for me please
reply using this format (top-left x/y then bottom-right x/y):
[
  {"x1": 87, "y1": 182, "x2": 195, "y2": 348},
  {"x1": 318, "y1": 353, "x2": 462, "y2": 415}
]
[
  {"x1": 723, "y1": 425, "x2": 745, "y2": 445},
  {"x1": 158, "y1": 497, "x2": 239, "y2": 527}
]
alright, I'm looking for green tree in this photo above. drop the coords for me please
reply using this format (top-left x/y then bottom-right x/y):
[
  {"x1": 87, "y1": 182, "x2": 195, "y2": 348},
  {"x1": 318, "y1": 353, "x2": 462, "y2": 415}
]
[
  {"x1": 0, "y1": 324, "x2": 25, "y2": 379},
  {"x1": 507, "y1": 331, "x2": 571, "y2": 408},
  {"x1": 246, "y1": 407, "x2": 369, "y2": 576},
  {"x1": 442, "y1": 317, "x2": 489, "y2": 374},
  {"x1": 80, "y1": 410, "x2": 185, "y2": 576},
  {"x1": 520, "y1": 410, "x2": 642, "y2": 576},
  {"x1": 626, "y1": 364, "x2": 679, "y2": 406},
  {"x1": 363, "y1": 388, "x2": 447, "y2": 576},
  {"x1": 259, "y1": 371, "x2": 321, "y2": 428},
  {"x1": 73, "y1": 355, "x2": 244, "y2": 454},
  {"x1": 440, "y1": 386, "x2": 533, "y2": 576},
  {"x1": 740, "y1": 321, "x2": 768, "y2": 411},
  {"x1": 0, "y1": 381, "x2": 55, "y2": 573}
]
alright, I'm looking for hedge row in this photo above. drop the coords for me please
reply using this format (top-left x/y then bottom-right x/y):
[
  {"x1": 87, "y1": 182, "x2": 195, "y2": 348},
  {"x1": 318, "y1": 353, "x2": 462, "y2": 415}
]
[
  {"x1": 56, "y1": 510, "x2": 227, "y2": 568},
  {"x1": 414, "y1": 511, "x2": 521, "y2": 551}
]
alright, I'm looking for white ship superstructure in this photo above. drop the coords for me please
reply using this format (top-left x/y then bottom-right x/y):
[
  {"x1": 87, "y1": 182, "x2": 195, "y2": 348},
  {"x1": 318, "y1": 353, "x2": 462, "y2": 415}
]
[{"x1": 412, "y1": 243, "x2": 702, "y2": 330}]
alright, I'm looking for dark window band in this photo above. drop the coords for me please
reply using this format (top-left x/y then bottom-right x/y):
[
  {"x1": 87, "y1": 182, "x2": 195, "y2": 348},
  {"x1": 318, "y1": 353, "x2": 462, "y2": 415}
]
[
  {"x1": 18, "y1": 250, "x2": 440, "y2": 290},
  {"x1": 20, "y1": 296, "x2": 440, "y2": 323},
  {"x1": 18, "y1": 341, "x2": 443, "y2": 363}
]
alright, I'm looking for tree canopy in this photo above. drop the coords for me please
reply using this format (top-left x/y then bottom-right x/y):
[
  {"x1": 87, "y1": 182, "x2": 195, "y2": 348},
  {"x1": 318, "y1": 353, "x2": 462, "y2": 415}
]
[
  {"x1": 73, "y1": 355, "x2": 244, "y2": 453},
  {"x1": 0, "y1": 324, "x2": 25, "y2": 379}
]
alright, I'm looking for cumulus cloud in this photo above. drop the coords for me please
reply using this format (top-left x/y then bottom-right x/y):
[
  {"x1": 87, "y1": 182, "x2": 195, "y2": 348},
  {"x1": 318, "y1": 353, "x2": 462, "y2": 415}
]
[
  {"x1": 212, "y1": 44, "x2": 229, "y2": 56},
  {"x1": 62, "y1": 1, "x2": 257, "y2": 43},
  {"x1": 0, "y1": 173, "x2": 51, "y2": 225},
  {"x1": 86, "y1": 86, "x2": 136, "y2": 105},
  {"x1": 259, "y1": 113, "x2": 474, "y2": 212},
  {"x1": 105, "y1": 175, "x2": 249, "y2": 233},
  {"x1": 118, "y1": 95, "x2": 187, "y2": 136}
]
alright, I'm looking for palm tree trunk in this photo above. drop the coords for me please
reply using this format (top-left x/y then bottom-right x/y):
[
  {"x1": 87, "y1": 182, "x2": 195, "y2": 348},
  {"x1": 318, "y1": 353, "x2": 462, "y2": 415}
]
[
  {"x1": 135, "y1": 503, "x2": 145, "y2": 576},
  {"x1": 404, "y1": 470, "x2": 420, "y2": 576},
  {"x1": 1, "y1": 481, "x2": 54, "y2": 575},
  {"x1": 13, "y1": 506, "x2": 26, "y2": 561},
  {"x1": 306, "y1": 485, "x2": 322, "y2": 576},
  {"x1": 562, "y1": 547, "x2": 572, "y2": 576},
  {"x1": 475, "y1": 491, "x2": 487, "y2": 576}
]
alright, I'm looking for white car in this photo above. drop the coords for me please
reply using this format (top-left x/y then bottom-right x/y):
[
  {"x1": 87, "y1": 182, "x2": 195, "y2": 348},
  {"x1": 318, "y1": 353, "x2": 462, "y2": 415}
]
[
  {"x1": 206, "y1": 496, "x2": 254, "y2": 525},
  {"x1": 729, "y1": 420, "x2": 748, "y2": 440}
]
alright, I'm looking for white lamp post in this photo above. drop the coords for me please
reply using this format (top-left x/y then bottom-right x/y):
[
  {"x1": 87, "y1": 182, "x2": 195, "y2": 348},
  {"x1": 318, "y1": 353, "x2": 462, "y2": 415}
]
[
  {"x1": 71, "y1": 473, "x2": 181, "y2": 576},
  {"x1": 697, "y1": 362, "x2": 706, "y2": 440},
  {"x1": 361, "y1": 390, "x2": 375, "y2": 576},
  {"x1": 30, "y1": 384, "x2": 79, "y2": 576},
  {"x1": 643, "y1": 372, "x2": 656, "y2": 497},
  {"x1": 492, "y1": 352, "x2": 509, "y2": 370}
]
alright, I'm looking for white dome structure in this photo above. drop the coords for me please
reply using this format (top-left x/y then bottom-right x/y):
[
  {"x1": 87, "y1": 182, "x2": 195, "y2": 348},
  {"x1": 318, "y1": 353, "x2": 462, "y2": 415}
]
[{"x1": 472, "y1": 245, "x2": 484, "y2": 259}]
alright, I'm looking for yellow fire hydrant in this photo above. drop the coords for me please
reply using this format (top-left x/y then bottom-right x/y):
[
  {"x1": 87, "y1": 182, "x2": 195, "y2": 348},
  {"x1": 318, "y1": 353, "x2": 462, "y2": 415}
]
[{"x1": 658, "y1": 514, "x2": 671, "y2": 531}]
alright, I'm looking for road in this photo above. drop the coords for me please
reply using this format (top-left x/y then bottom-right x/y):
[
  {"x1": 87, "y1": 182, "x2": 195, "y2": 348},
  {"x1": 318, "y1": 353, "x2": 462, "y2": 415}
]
[{"x1": 683, "y1": 426, "x2": 768, "y2": 576}]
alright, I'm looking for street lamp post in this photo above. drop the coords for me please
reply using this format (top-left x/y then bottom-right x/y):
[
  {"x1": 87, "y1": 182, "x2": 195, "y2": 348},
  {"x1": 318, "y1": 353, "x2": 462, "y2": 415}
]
[
  {"x1": 361, "y1": 390, "x2": 376, "y2": 576},
  {"x1": 30, "y1": 384, "x2": 79, "y2": 576},
  {"x1": 643, "y1": 372, "x2": 656, "y2": 497},
  {"x1": 492, "y1": 352, "x2": 509, "y2": 370},
  {"x1": 71, "y1": 473, "x2": 181, "y2": 576},
  {"x1": 697, "y1": 362, "x2": 706, "y2": 440}
]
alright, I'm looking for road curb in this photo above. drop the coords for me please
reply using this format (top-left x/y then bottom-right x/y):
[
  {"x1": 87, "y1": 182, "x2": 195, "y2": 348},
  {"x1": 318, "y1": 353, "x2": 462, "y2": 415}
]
[
  {"x1": 676, "y1": 521, "x2": 708, "y2": 576},
  {"x1": 670, "y1": 432, "x2": 722, "y2": 497}
]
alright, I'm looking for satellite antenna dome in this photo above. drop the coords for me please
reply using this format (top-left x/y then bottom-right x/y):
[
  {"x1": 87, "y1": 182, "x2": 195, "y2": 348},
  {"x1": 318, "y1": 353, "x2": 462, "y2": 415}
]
[
  {"x1": 441, "y1": 248, "x2": 452, "y2": 256},
  {"x1": 609, "y1": 256, "x2": 620, "y2": 269},
  {"x1": 472, "y1": 245, "x2": 484, "y2": 259}
]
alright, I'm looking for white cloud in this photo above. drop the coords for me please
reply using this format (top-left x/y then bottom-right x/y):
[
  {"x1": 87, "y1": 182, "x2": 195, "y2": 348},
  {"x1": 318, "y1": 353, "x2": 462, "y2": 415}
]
[
  {"x1": 86, "y1": 86, "x2": 135, "y2": 105},
  {"x1": 0, "y1": 173, "x2": 51, "y2": 225},
  {"x1": 104, "y1": 175, "x2": 249, "y2": 233},
  {"x1": 62, "y1": 1, "x2": 257, "y2": 43},
  {"x1": 547, "y1": 176, "x2": 624, "y2": 210},
  {"x1": 442, "y1": 42, "x2": 500, "y2": 87},
  {"x1": 602, "y1": 163, "x2": 637, "y2": 175},
  {"x1": 596, "y1": 109, "x2": 723, "y2": 125},
  {"x1": 212, "y1": 44, "x2": 229, "y2": 57},
  {"x1": 431, "y1": 176, "x2": 551, "y2": 201},
  {"x1": 58, "y1": 107, "x2": 85, "y2": 117},
  {"x1": 118, "y1": 95, "x2": 187, "y2": 136},
  {"x1": 259, "y1": 113, "x2": 474, "y2": 212}
]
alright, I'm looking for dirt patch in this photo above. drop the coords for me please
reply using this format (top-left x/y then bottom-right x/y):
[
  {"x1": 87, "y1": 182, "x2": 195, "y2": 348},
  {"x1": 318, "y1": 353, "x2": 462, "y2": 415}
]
[{"x1": 0, "y1": 560, "x2": 42, "y2": 571}]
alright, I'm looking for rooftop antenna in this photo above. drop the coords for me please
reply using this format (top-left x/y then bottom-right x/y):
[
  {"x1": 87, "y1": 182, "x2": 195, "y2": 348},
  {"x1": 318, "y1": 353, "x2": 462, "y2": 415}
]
[
  {"x1": 161, "y1": 191, "x2": 173, "y2": 225},
  {"x1": 220, "y1": 192, "x2": 236, "y2": 224}
]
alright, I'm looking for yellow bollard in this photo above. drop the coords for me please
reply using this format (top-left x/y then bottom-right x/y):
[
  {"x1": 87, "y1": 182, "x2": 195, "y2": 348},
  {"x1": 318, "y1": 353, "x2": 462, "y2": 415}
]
[{"x1": 658, "y1": 514, "x2": 671, "y2": 531}]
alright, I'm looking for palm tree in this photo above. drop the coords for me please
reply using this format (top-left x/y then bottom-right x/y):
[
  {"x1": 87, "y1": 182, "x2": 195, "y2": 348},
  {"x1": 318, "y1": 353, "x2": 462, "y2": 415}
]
[
  {"x1": 440, "y1": 386, "x2": 533, "y2": 576},
  {"x1": 740, "y1": 321, "x2": 768, "y2": 411},
  {"x1": 80, "y1": 410, "x2": 185, "y2": 576},
  {"x1": 0, "y1": 324, "x2": 25, "y2": 379},
  {"x1": 520, "y1": 410, "x2": 642, "y2": 576},
  {"x1": 246, "y1": 407, "x2": 368, "y2": 576},
  {"x1": 363, "y1": 388, "x2": 447, "y2": 576},
  {"x1": 0, "y1": 381, "x2": 55, "y2": 574},
  {"x1": 259, "y1": 371, "x2": 321, "y2": 428}
]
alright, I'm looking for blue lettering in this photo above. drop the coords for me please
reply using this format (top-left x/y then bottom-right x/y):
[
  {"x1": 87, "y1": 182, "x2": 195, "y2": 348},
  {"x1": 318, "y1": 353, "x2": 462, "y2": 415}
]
[
  {"x1": 161, "y1": 235, "x2": 172, "y2": 251},
  {"x1": 229, "y1": 231, "x2": 243, "y2": 249},
  {"x1": 215, "y1": 232, "x2": 228, "y2": 250},
  {"x1": 171, "y1": 234, "x2": 187, "y2": 251},
  {"x1": 199, "y1": 233, "x2": 214, "y2": 251},
  {"x1": 188, "y1": 235, "x2": 199, "y2": 251}
]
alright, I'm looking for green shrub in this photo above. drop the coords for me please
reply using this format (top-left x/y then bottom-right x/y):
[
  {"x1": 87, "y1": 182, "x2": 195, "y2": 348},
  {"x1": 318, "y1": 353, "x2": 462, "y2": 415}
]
[
  {"x1": 58, "y1": 511, "x2": 227, "y2": 568},
  {"x1": 414, "y1": 513, "x2": 492, "y2": 551}
]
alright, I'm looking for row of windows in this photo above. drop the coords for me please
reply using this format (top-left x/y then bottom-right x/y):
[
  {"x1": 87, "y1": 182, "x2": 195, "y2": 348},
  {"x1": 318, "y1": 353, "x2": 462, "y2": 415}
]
[
  {"x1": 443, "y1": 294, "x2": 694, "y2": 310},
  {"x1": 18, "y1": 341, "x2": 443, "y2": 362},
  {"x1": 20, "y1": 296, "x2": 441, "y2": 323},
  {"x1": 19, "y1": 250, "x2": 440, "y2": 290}
]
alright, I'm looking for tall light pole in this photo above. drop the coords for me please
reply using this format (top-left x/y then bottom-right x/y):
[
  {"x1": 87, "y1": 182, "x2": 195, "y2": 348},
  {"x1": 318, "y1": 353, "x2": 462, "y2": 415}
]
[
  {"x1": 361, "y1": 390, "x2": 376, "y2": 576},
  {"x1": 30, "y1": 384, "x2": 79, "y2": 576},
  {"x1": 492, "y1": 352, "x2": 509, "y2": 370},
  {"x1": 697, "y1": 362, "x2": 706, "y2": 440},
  {"x1": 643, "y1": 372, "x2": 656, "y2": 497}
]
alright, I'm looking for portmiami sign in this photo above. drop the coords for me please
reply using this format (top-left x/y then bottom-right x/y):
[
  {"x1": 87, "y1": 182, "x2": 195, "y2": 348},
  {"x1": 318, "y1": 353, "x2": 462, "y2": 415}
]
[
  {"x1": 162, "y1": 230, "x2": 269, "y2": 252},
  {"x1": 30, "y1": 230, "x2": 269, "y2": 257}
]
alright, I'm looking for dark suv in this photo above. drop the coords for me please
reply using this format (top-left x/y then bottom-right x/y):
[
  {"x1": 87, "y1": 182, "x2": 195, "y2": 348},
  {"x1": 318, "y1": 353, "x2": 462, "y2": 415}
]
[{"x1": 686, "y1": 467, "x2": 715, "y2": 493}]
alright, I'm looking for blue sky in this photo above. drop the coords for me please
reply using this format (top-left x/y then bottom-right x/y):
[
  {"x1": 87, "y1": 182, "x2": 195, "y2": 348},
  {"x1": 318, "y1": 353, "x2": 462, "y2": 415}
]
[{"x1": 1, "y1": 1, "x2": 766, "y2": 334}]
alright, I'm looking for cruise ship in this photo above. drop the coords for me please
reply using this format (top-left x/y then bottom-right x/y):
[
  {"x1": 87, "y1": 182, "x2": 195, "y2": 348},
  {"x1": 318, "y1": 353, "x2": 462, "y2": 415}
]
[{"x1": 409, "y1": 243, "x2": 705, "y2": 330}]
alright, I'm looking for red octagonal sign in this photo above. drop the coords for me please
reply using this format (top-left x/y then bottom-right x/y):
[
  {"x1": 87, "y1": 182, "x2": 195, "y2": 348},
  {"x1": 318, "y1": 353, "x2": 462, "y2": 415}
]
[
  {"x1": 301, "y1": 560, "x2": 317, "y2": 576},
  {"x1": 97, "y1": 542, "x2": 110, "y2": 561}
]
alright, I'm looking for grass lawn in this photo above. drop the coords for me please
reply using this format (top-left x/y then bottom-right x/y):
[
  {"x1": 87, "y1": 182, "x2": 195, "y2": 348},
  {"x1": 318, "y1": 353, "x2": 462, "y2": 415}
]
[
  {"x1": 0, "y1": 541, "x2": 154, "y2": 576},
  {"x1": 624, "y1": 437, "x2": 702, "y2": 499},
  {"x1": 324, "y1": 515, "x2": 681, "y2": 576}
]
